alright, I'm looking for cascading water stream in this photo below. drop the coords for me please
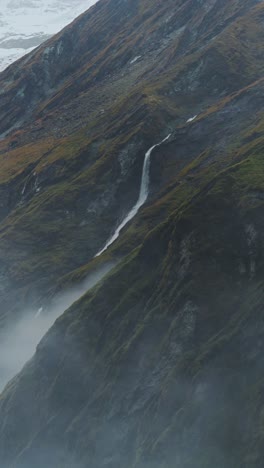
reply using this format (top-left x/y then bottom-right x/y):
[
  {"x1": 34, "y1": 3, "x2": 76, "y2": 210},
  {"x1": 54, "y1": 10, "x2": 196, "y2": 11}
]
[
  {"x1": 95, "y1": 134, "x2": 171, "y2": 257},
  {"x1": 0, "y1": 132, "x2": 170, "y2": 392}
]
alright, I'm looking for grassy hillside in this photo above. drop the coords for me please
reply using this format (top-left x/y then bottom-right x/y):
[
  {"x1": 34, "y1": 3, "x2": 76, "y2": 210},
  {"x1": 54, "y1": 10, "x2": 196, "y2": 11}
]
[
  {"x1": 1, "y1": 123, "x2": 264, "y2": 466},
  {"x1": 0, "y1": 0, "x2": 264, "y2": 322},
  {"x1": 0, "y1": 0, "x2": 264, "y2": 466}
]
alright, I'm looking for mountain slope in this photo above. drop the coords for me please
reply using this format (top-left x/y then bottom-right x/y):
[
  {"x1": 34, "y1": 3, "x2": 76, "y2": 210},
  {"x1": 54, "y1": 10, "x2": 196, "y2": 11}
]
[
  {"x1": 0, "y1": 0, "x2": 264, "y2": 466},
  {"x1": 0, "y1": 0, "x2": 264, "y2": 322}
]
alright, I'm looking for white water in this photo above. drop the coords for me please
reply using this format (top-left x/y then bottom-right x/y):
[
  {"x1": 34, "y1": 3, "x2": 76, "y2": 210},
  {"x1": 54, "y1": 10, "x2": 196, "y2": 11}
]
[
  {"x1": 0, "y1": 132, "x2": 171, "y2": 391},
  {"x1": 96, "y1": 134, "x2": 171, "y2": 257}
]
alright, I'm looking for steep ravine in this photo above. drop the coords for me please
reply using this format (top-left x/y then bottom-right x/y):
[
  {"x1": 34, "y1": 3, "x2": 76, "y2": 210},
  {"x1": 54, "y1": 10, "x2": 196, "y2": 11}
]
[{"x1": 96, "y1": 134, "x2": 171, "y2": 256}]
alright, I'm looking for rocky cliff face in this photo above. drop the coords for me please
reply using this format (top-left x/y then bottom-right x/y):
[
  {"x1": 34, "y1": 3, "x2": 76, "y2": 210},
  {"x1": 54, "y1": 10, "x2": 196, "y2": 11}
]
[{"x1": 0, "y1": 0, "x2": 264, "y2": 466}]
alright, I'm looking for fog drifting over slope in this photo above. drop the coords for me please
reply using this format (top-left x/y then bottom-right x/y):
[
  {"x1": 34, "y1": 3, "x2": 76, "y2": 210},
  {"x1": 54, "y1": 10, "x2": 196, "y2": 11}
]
[
  {"x1": 0, "y1": 130, "x2": 172, "y2": 392},
  {"x1": 0, "y1": 262, "x2": 115, "y2": 392},
  {"x1": 0, "y1": 0, "x2": 98, "y2": 71}
]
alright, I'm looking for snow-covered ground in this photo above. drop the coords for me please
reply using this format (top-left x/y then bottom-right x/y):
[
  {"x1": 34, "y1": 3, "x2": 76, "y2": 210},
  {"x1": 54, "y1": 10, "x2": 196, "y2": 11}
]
[{"x1": 0, "y1": 0, "x2": 97, "y2": 72}]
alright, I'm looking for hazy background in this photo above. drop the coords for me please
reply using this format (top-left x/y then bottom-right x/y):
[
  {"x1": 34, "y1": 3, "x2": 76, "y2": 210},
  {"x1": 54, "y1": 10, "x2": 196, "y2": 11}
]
[{"x1": 0, "y1": 0, "x2": 98, "y2": 71}]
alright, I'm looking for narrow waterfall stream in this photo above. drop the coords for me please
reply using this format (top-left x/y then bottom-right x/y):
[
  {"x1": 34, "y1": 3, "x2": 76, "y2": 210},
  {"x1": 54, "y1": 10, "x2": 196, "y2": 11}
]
[
  {"x1": 96, "y1": 134, "x2": 171, "y2": 256},
  {"x1": 0, "y1": 133, "x2": 170, "y2": 392}
]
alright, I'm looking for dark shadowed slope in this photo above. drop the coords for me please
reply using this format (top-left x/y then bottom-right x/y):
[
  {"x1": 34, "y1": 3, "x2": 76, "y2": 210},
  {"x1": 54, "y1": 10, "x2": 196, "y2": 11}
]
[{"x1": 0, "y1": 0, "x2": 264, "y2": 466}]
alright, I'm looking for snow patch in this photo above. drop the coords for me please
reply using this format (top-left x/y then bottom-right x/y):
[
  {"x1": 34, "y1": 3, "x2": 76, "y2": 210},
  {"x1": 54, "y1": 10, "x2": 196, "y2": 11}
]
[
  {"x1": 186, "y1": 115, "x2": 198, "y2": 123},
  {"x1": 130, "y1": 55, "x2": 142, "y2": 65}
]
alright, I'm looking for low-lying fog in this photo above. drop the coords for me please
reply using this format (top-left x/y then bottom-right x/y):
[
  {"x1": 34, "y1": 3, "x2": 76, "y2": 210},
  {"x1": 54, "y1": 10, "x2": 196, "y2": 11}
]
[{"x1": 0, "y1": 262, "x2": 115, "y2": 392}]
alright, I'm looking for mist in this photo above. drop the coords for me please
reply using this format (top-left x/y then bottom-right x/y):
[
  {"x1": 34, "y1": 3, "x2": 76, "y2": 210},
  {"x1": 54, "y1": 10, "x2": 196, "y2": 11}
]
[{"x1": 0, "y1": 261, "x2": 116, "y2": 392}]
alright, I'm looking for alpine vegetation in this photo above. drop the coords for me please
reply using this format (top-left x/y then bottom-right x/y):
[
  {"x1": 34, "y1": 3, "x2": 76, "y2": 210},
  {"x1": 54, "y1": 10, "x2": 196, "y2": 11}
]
[{"x1": 0, "y1": 0, "x2": 264, "y2": 467}]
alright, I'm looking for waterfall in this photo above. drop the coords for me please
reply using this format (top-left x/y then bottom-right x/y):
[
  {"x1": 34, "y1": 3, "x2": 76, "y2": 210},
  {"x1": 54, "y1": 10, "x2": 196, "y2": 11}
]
[
  {"x1": 0, "y1": 133, "x2": 171, "y2": 391},
  {"x1": 96, "y1": 133, "x2": 171, "y2": 257}
]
